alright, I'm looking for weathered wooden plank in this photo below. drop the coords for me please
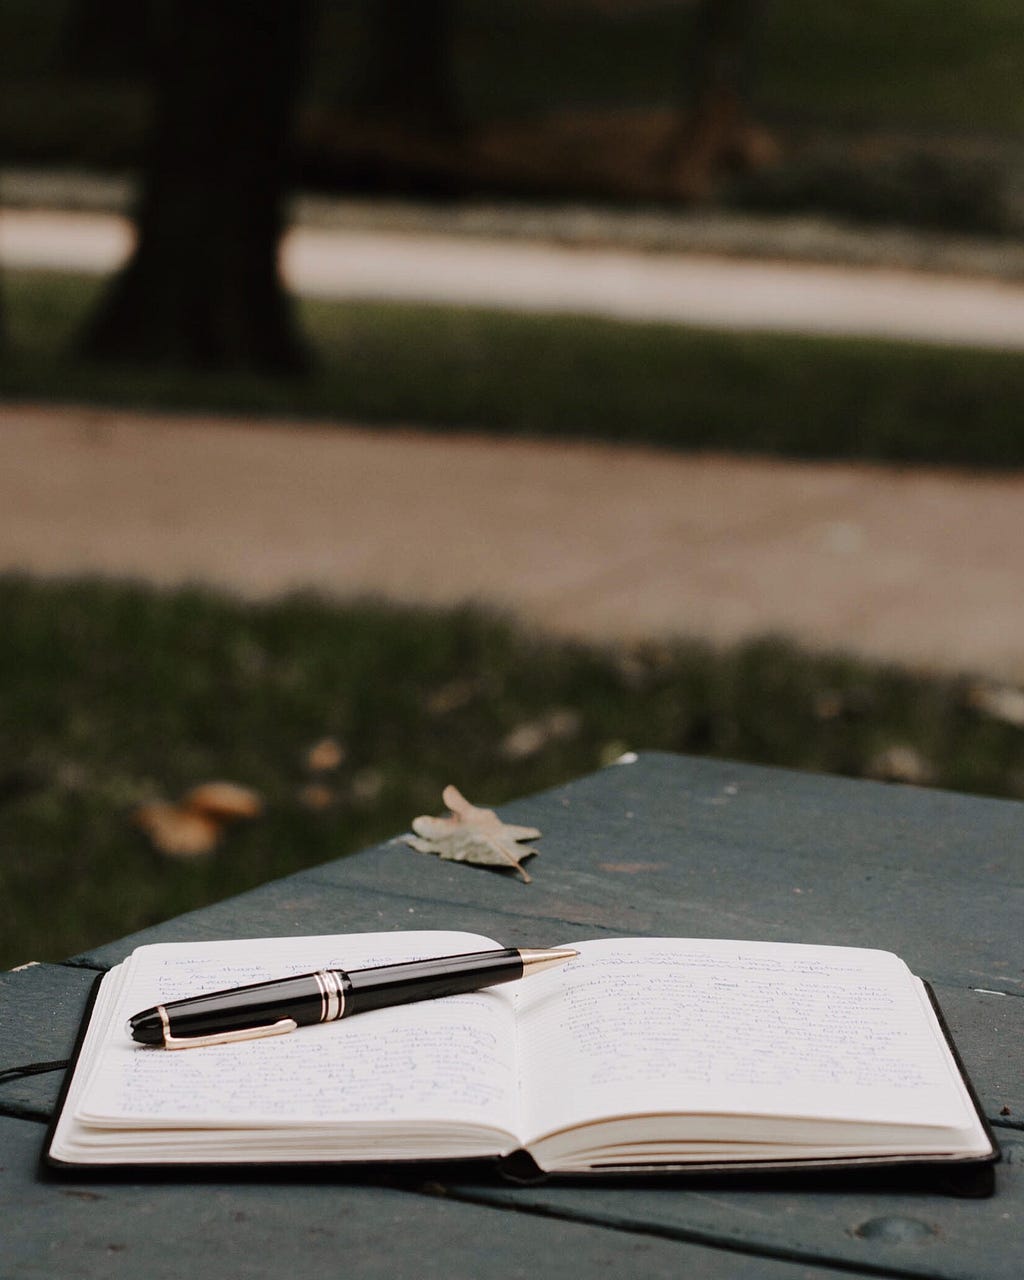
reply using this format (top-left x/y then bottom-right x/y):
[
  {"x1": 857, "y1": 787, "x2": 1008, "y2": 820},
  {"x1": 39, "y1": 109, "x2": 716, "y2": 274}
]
[
  {"x1": 18, "y1": 753, "x2": 1024, "y2": 1280},
  {"x1": 75, "y1": 753, "x2": 1024, "y2": 990},
  {"x1": 449, "y1": 1132, "x2": 1024, "y2": 1280},
  {"x1": 306, "y1": 753, "x2": 1024, "y2": 990},
  {"x1": 0, "y1": 1116, "x2": 844, "y2": 1280},
  {"x1": 63, "y1": 756, "x2": 1024, "y2": 1129},
  {"x1": 930, "y1": 984, "x2": 1024, "y2": 1129},
  {"x1": 0, "y1": 964, "x2": 98, "y2": 1120},
  {"x1": 67, "y1": 876, "x2": 625, "y2": 970}
]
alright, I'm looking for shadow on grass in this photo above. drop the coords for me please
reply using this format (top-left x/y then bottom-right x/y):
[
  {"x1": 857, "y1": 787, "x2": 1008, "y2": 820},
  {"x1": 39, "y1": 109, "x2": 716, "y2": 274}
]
[{"x1": 6, "y1": 269, "x2": 1024, "y2": 468}]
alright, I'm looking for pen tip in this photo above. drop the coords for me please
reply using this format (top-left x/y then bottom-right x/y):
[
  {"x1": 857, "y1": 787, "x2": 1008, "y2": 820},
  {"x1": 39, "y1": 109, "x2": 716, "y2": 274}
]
[{"x1": 518, "y1": 947, "x2": 579, "y2": 977}]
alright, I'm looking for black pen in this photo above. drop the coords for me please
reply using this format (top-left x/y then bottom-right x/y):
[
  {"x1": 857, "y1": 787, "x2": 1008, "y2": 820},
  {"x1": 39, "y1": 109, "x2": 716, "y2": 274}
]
[{"x1": 128, "y1": 946, "x2": 578, "y2": 1049}]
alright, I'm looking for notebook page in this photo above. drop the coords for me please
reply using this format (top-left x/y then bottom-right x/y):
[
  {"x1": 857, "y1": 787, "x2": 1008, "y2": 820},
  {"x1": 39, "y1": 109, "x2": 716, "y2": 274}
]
[
  {"x1": 74, "y1": 931, "x2": 520, "y2": 1136},
  {"x1": 516, "y1": 938, "x2": 977, "y2": 1145}
]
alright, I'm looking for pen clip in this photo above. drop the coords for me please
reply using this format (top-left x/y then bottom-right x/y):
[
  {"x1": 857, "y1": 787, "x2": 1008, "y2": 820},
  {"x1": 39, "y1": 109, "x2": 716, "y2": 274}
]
[{"x1": 157, "y1": 1006, "x2": 298, "y2": 1050}]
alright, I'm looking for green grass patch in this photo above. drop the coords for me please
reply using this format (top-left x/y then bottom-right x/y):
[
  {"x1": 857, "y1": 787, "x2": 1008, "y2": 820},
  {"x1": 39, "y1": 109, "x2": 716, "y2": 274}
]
[
  {"x1": 2, "y1": 575, "x2": 1023, "y2": 968},
  {"x1": 7, "y1": 1, "x2": 1023, "y2": 147},
  {"x1": 755, "y1": 0, "x2": 1024, "y2": 133},
  {"x1": 6, "y1": 269, "x2": 1024, "y2": 468},
  {"x1": 452, "y1": 0, "x2": 1024, "y2": 134}
]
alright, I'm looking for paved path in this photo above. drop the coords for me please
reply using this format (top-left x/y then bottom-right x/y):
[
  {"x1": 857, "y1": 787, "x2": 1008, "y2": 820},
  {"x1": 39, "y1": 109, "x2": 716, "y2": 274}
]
[
  {"x1": 4, "y1": 209, "x2": 1023, "y2": 679},
  {"x1": 5, "y1": 208, "x2": 1024, "y2": 349},
  {"x1": 4, "y1": 403, "x2": 1024, "y2": 681}
]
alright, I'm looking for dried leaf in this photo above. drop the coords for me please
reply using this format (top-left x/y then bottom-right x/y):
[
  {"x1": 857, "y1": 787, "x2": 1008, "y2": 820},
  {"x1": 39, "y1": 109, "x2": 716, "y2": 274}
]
[
  {"x1": 866, "y1": 744, "x2": 932, "y2": 786},
  {"x1": 306, "y1": 737, "x2": 346, "y2": 772},
  {"x1": 501, "y1": 708, "x2": 581, "y2": 761},
  {"x1": 183, "y1": 781, "x2": 263, "y2": 821},
  {"x1": 425, "y1": 677, "x2": 482, "y2": 716},
  {"x1": 404, "y1": 784, "x2": 540, "y2": 883},
  {"x1": 298, "y1": 782, "x2": 336, "y2": 811},
  {"x1": 967, "y1": 683, "x2": 1024, "y2": 729},
  {"x1": 134, "y1": 802, "x2": 221, "y2": 858},
  {"x1": 134, "y1": 780, "x2": 263, "y2": 857}
]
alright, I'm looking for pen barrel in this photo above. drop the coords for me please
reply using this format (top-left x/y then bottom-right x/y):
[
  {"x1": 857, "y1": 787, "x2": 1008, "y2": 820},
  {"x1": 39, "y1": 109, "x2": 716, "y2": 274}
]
[
  {"x1": 342, "y1": 949, "x2": 524, "y2": 1017},
  {"x1": 157, "y1": 974, "x2": 332, "y2": 1040}
]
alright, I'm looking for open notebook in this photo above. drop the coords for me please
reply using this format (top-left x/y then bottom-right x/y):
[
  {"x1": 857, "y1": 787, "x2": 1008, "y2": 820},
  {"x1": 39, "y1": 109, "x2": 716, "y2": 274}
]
[{"x1": 47, "y1": 931, "x2": 998, "y2": 1185}]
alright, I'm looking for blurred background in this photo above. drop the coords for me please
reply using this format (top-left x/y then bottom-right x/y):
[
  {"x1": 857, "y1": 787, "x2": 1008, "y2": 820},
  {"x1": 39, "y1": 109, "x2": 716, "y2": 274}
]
[{"x1": 3, "y1": 0, "x2": 1024, "y2": 967}]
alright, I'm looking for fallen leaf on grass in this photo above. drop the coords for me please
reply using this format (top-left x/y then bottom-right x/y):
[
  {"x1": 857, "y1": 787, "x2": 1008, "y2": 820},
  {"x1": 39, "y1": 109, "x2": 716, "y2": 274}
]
[
  {"x1": 425, "y1": 677, "x2": 483, "y2": 716},
  {"x1": 306, "y1": 737, "x2": 346, "y2": 772},
  {"x1": 298, "y1": 782, "x2": 336, "y2": 811},
  {"x1": 501, "y1": 708, "x2": 581, "y2": 761},
  {"x1": 134, "y1": 802, "x2": 223, "y2": 858},
  {"x1": 183, "y1": 781, "x2": 263, "y2": 821},
  {"x1": 404, "y1": 785, "x2": 540, "y2": 883},
  {"x1": 134, "y1": 781, "x2": 263, "y2": 857},
  {"x1": 967, "y1": 683, "x2": 1024, "y2": 729},
  {"x1": 865, "y1": 745, "x2": 932, "y2": 786}
]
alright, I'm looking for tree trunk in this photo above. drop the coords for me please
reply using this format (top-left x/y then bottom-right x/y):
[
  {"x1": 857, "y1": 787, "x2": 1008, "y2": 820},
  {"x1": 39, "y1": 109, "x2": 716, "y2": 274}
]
[
  {"x1": 81, "y1": 0, "x2": 314, "y2": 373},
  {"x1": 63, "y1": 0, "x2": 150, "y2": 79}
]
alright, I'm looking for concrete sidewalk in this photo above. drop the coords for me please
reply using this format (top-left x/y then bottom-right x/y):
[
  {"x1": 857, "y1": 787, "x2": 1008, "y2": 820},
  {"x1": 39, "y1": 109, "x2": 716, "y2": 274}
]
[
  {"x1": 4, "y1": 402, "x2": 1023, "y2": 681},
  {"x1": 6, "y1": 207, "x2": 1024, "y2": 349}
]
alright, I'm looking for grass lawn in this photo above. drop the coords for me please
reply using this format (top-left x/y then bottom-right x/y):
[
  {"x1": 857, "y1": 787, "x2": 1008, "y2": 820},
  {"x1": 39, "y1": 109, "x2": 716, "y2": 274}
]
[
  {"x1": 6, "y1": 268, "x2": 1024, "y2": 468},
  {"x1": 8, "y1": 1, "x2": 1024, "y2": 151},
  {"x1": 2, "y1": 575, "x2": 1023, "y2": 969},
  {"x1": 4, "y1": 265, "x2": 1024, "y2": 966}
]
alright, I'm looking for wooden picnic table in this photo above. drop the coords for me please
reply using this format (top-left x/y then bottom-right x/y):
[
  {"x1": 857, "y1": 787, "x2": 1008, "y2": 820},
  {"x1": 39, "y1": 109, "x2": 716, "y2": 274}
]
[{"x1": 3, "y1": 752, "x2": 1022, "y2": 1278}]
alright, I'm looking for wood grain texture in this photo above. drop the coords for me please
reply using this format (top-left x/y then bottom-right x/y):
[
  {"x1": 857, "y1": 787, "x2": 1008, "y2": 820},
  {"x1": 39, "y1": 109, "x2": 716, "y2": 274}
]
[
  {"x1": 1, "y1": 1115, "x2": 838, "y2": 1280},
  {"x1": 0, "y1": 963, "x2": 99, "y2": 1119},
  {"x1": 5, "y1": 753, "x2": 1023, "y2": 1278}
]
